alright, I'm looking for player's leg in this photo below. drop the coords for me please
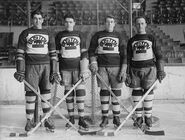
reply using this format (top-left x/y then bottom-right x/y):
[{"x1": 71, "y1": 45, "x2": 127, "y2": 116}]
[
  {"x1": 24, "y1": 65, "x2": 38, "y2": 131},
  {"x1": 130, "y1": 68, "x2": 144, "y2": 127},
  {"x1": 40, "y1": 64, "x2": 55, "y2": 131},
  {"x1": 61, "y1": 70, "x2": 75, "y2": 128},
  {"x1": 73, "y1": 70, "x2": 89, "y2": 130},
  {"x1": 109, "y1": 67, "x2": 122, "y2": 128},
  {"x1": 98, "y1": 67, "x2": 110, "y2": 128},
  {"x1": 143, "y1": 67, "x2": 157, "y2": 128}
]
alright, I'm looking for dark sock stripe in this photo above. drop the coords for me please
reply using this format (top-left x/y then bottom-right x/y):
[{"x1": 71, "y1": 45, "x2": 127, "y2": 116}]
[
  {"x1": 144, "y1": 107, "x2": 152, "y2": 111},
  {"x1": 112, "y1": 110, "x2": 120, "y2": 115},
  {"x1": 101, "y1": 101, "x2": 109, "y2": 104},
  {"x1": 76, "y1": 100, "x2": 84, "y2": 103},
  {"x1": 136, "y1": 108, "x2": 143, "y2": 111},
  {"x1": 112, "y1": 102, "x2": 119, "y2": 105}
]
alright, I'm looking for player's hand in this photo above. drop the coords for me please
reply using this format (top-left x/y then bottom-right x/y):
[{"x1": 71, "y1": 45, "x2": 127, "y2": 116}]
[
  {"x1": 50, "y1": 73, "x2": 61, "y2": 84},
  {"x1": 125, "y1": 74, "x2": 132, "y2": 87},
  {"x1": 80, "y1": 71, "x2": 90, "y2": 81},
  {"x1": 117, "y1": 72, "x2": 126, "y2": 83},
  {"x1": 89, "y1": 62, "x2": 98, "y2": 74},
  {"x1": 14, "y1": 72, "x2": 25, "y2": 82},
  {"x1": 157, "y1": 71, "x2": 166, "y2": 83}
]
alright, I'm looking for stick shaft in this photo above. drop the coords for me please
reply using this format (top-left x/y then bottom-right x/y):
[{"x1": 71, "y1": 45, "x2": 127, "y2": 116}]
[
  {"x1": 24, "y1": 79, "x2": 82, "y2": 135},
  {"x1": 114, "y1": 80, "x2": 158, "y2": 133}
]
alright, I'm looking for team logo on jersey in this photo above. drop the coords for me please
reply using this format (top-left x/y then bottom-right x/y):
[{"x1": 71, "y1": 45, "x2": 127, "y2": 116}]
[
  {"x1": 133, "y1": 41, "x2": 150, "y2": 54},
  {"x1": 100, "y1": 38, "x2": 117, "y2": 50},
  {"x1": 61, "y1": 37, "x2": 79, "y2": 50},
  {"x1": 28, "y1": 35, "x2": 47, "y2": 48}
]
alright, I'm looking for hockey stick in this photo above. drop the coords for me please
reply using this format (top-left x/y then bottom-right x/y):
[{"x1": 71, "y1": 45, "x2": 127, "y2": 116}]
[
  {"x1": 96, "y1": 73, "x2": 165, "y2": 136},
  {"x1": 80, "y1": 74, "x2": 163, "y2": 136},
  {"x1": 10, "y1": 79, "x2": 83, "y2": 137}
]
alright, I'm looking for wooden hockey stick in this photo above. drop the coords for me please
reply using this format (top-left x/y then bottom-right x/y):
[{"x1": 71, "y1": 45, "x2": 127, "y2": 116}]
[
  {"x1": 80, "y1": 74, "x2": 164, "y2": 136},
  {"x1": 10, "y1": 79, "x2": 83, "y2": 137},
  {"x1": 96, "y1": 73, "x2": 164, "y2": 136}
]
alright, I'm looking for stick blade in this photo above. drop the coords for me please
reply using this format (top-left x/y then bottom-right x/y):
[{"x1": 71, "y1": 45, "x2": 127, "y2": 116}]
[
  {"x1": 145, "y1": 130, "x2": 165, "y2": 136},
  {"x1": 9, "y1": 133, "x2": 28, "y2": 137},
  {"x1": 78, "y1": 130, "x2": 97, "y2": 135}
]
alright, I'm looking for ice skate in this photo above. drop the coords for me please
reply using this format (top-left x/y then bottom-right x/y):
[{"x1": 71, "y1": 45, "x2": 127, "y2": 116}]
[
  {"x1": 145, "y1": 116, "x2": 152, "y2": 129},
  {"x1": 78, "y1": 117, "x2": 89, "y2": 131},
  {"x1": 133, "y1": 117, "x2": 143, "y2": 128},
  {"x1": 113, "y1": 116, "x2": 121, "y2": 128},
  {"x1": 65, "y1": 116, "x2": 75, "y2": 130},
  {"x1": 25, "y1": 119, "x2": 35, "y2": 132},
  {"x1": 44, "y1": 117, "x2": 55, "y2": 132},
  {"x1": 99, "y1": 116, "x2": 108, "y2": 128}
]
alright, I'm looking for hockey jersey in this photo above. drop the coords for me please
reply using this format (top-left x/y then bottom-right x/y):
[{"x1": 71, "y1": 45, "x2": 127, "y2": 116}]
[
  {"x1": 55, "y1": 30, "x2": 86, "y2": 70},
  {"x1": 127, "y1": 34, "x2": 163, "y2": 68},
  {"x1": 17, "y1": 27, "x2": 56, "y2": 65},
  {"x1": 88, "y1": 30, "x2": 126, "y2": 67}
]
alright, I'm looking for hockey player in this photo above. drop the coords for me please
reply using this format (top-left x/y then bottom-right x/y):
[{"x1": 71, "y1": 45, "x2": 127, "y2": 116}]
[
  {"x1": 126, "y1": 16, "x2": 166, "y2": 128},
  {"x1": 88, "y1": 15, "x2": 127, "y2": 128},
  {"x1": 14, "y1": 10, "x2": 60, "y2": 132},
  {"x1": 55, "y1": 14, "x2": 89, "y2": 131}
]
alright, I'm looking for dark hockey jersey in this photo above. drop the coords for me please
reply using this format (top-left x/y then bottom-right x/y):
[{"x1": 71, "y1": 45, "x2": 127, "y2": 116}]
[
  {"x1": 127, "y1": 34, "x2": 163, "y2": 68},
  {"x1": 17, "y1": 27, "x2": 56, "y2": 65},
  {"x1": 55, "y1": 30, "x2": 86, "y2": 70},
  {"x1": 88, "y1": 30, "x2": 126, "y2": 67}
]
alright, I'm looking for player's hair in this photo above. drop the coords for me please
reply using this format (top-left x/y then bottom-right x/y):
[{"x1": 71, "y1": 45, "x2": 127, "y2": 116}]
[
  {"x1": 31, "y1": 10, "x2": 43, "y2": 19},
  {"x1": 135, "y1": 16, "x2": 147, "y2": 23},
  {"x1": 105, "y1": 14, "x2": 117, "y2": 22},
  {"x1": 64, "y1": 14, "x2": 75, "y2": 21}
]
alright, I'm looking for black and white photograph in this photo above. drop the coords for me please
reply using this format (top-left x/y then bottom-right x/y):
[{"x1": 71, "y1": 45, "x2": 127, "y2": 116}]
[{"x1": 0, "y1": 0, "x2": 185, "y2": 140}]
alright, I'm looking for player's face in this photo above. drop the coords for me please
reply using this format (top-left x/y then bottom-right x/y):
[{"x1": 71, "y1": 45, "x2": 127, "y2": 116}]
[
  {"x1": 65, "y1": 18, "x2": 75, "y2": 31},
  {"x1": 32, "y1": 14, "x2": 43, "y2": 29},
  {"x1": 105, "y1": 17, "x2": 115, "y2": 32},
  {"x1": 135, "y1": 18, "x2": 147, "y2": 34}
]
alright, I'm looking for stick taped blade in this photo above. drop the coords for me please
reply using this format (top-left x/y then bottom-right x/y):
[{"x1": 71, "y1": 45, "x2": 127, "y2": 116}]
[
  {"x1": 9, "y1": 133, "x2": 28, "y2": 137},
  {"x1": 96, "y1": 131, "x2": 115, "y2": 136},
  {"x1": 145, "y1": 130, "x2": 165, "y2": 136}
]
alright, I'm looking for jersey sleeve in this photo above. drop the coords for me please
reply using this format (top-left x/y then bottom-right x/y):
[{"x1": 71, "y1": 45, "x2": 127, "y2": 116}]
[
  {"x1": 118, "y1": 33, "x2": 127, "y2": 64},
  {"x1": 48, "y1": 31, "x2": 57, "y2": 61},
  {"x1": 88, "y1": 33, "x2": 98, "y2": 58},
  {"x1": 127, "y1": 38, "x2": 133, "y2": 66},
  {"x1": 151, "y1": 35, "x2": 163, "y2": 61}
]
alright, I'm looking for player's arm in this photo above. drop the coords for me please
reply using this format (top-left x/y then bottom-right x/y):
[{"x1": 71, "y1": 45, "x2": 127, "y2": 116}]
[
  {"x1": 152, "y1": 36, "x2": 166, "y2": 83},
  {"x1": 49, "y1": 33, "x2": 60, "y2": 84},
  {"x1": 88, "y1": 33, "x2": 98, "y2": 74},
  {"x1": 117, "y1": 35, "x2": 127, "y2": 82},
  {"x1": 14, "y1": 31, "x2": 26, "y2": 82}
]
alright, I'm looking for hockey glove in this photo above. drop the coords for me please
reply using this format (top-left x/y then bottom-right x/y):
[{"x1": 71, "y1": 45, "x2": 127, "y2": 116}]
[
  {"x1": 157, "y1": 71, "x2": 166, "y2": 83},
  {"x1": 125, "y1": 74, "x2": 132, "y2": 87},
  {"x1": 14, "y1": 71, "x2": 25, "y2": 82},
  {"x1": 117, "y1": 64, "x2": 127, "y2": 83},
  {"x1": 50, "y1": 73, "x2": 61, "y2": 84},
  {"x1": 89, "y1": 62, "x2": 98, "y2": 74},
  {"x1": 80, "y1": 71, "x2": 90, "y2": 81}
]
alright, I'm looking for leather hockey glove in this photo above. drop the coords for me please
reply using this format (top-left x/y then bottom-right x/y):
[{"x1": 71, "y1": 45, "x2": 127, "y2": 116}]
[
  {"x1": 125, "y1": 74, "x2": 132, "y2": 87},
  {"x1": 157, "y1": 71, "x2": 166, "y2": 83},
  {"x1": 89, "y1": 62, "x2": 98, "y2": 74},
  {"x1": 80, "y1": 58, "x2": 90, "y2": 81},
  {"x1": 50, "y1": 73, "x2": 61, "y2": 84},
  {"x1": 14, "y1": 71, "x2": 25, "y2": 82},
  {"x1": 14, "y1": 56, "x2": 25, "y2": 83},
  {"x1": 156, "y1": 60, "x2": 166, "y2": 83}
]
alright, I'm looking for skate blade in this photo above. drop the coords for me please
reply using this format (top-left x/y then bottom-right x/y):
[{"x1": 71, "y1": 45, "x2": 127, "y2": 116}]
[{"x1": 79, "y1": 126, "x2": 89, "y2": 131}]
